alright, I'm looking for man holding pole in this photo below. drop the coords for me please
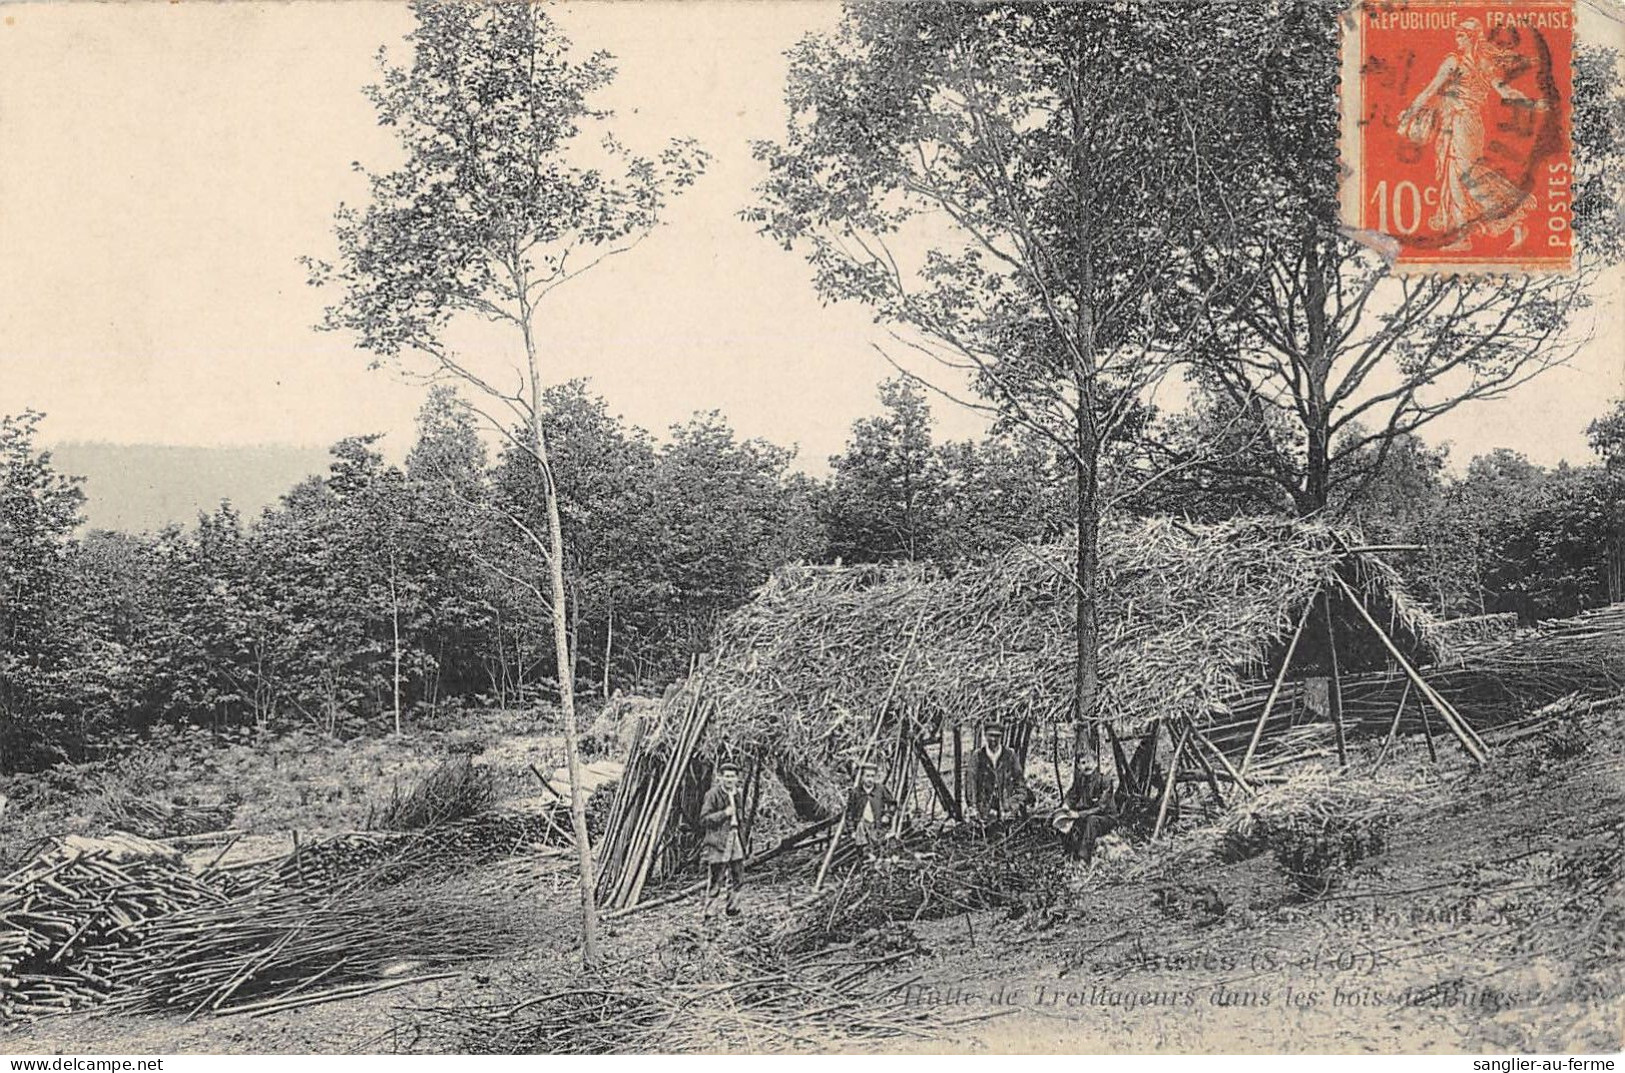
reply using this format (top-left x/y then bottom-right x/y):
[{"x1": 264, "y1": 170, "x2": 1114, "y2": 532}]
[{"x1": 700, "y1": 761, "x2": 747, "y2": 920}]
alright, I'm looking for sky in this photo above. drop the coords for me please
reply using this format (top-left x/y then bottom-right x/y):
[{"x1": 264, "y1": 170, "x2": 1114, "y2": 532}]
[{"x1": 1, "y1": 0, "x2": 1621, "y2": 487}]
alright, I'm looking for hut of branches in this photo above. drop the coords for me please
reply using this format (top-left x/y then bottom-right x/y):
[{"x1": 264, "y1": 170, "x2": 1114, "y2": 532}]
[{"x1": 596, "y1": 515, "x2": 1484, "y2": 908}]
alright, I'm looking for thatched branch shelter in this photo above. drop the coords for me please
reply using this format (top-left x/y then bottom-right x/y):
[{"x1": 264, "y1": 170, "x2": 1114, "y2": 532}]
[{"x1": 595, "y1": 516, "x2": 1484, "y2": 908}]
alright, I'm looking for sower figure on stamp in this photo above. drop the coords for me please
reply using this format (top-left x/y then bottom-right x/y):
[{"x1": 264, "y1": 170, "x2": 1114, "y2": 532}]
[
  {"x1": 700, "y1": 760, "x2": 747, "y2": 921},
  {"x1": 844, "y1": 760, "x2": 899, "y2": 861},
  {"x1": 1396, "y1": 17, "x2": 1545, "y2": 251},
  {"x1": 1051, "y1": 750, "x2": 1119, "y2": 863},
  {"x1": 968, "y1": 722, "x2": 1027, "y2": 824}
]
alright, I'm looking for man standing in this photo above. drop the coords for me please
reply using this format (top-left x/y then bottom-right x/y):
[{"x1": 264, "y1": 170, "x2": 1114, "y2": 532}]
[
  {"x1": 844, "y1": 761, "x2": 899, "y2": 860},
  {"x1": 700, "y1": 760, "x2": 747, "y2": 920},
  {"x1": 968, "y1": 722, "x2": 1026, "y2": 822}
]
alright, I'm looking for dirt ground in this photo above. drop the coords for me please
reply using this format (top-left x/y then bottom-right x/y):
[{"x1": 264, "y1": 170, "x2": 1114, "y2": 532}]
[{"x1": 5, "y1": 707, "x2": 1622, "y2": 1055}]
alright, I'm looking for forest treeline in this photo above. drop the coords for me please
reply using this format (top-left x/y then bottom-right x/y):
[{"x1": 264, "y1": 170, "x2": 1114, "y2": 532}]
[{"x1": 4, "y1": 381, "x2": 1623, "y2": 772}]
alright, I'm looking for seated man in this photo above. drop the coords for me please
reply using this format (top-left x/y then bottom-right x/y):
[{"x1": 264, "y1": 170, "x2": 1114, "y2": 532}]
[
  {"x1": 1051, "y1": 751, "x2": 1119, "y2": 863},
  {"x1": 844, "y1": 761, "x2": 898, "y2": 859}
]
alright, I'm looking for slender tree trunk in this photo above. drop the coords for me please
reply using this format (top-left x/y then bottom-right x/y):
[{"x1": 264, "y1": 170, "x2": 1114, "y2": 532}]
[
  {"x1": 520, "y1": 298, "x2": 599, "y2": 969},
  {"x1": 1068, "y1": 48, "x2": 1102, "y2": 783},
  {"x1": 1301, "y1": 232, "x2": 1333, "y2": 517},
  {"x1": 388, "y1": 553, "x2": 402, "y2": 736},
  {"x1": 1072, "y1": 407, "x2": 1101, "y2": 777},
  {"x1": 602, "y1": 590, "x2": 614, "y2": 701}
]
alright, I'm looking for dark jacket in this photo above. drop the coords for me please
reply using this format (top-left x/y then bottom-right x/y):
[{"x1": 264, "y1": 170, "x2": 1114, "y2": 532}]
[
  {"x1": 844, "y1": 783, "x2": 898, "y2": 830},
  {"x1": 969, "y1": 745, "x2": 1025, "y2": 817},
  {"x1": 1064, "y1": 769, "x2": 1118, "y2": 816},
  {"x1": 700, "y1": 784, "x2": 744, "y2": 864}
]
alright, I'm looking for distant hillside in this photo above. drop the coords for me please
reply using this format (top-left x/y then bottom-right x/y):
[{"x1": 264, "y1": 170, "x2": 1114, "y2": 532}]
[{"x1": 46, "y1": 442, "x2": 334, "y2": 533}]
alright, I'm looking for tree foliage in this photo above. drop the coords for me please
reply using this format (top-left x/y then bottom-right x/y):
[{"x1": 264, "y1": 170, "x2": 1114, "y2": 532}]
[
  {"x1": 748, "y1": 1, "x2": 1264, "y2": 748},
  {"x1": 1179, "y1": 0, "x2": 1625, "y2": 516}
]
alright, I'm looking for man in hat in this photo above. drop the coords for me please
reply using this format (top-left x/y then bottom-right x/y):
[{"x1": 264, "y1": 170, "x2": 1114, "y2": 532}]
[
  {"x1": 844, "y1": 760, "x2": 899, "y2": 860},
  {"x1": 1051, "y1": 749, "x2": 1119, "y2": 863},
  {"x1": 700, "y1": 761, "x2": 747, "y2": 920},
  {"x1": 968, "y1": 722, "x2": 1026, "y2": 822}
]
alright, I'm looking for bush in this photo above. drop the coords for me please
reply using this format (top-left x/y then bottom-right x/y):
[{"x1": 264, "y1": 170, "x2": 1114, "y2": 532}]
[
  {"x1": 1219, "y1": 765, "x2": 1429, "y2": 897},
  {"x1": 374, "y1": 755, "x2": 495, "y2": 831}
]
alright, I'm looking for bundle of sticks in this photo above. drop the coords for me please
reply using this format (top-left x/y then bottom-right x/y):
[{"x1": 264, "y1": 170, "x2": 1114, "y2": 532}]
[
  {"x1": 781, "y1": 821, "x2": 1055, "y2": 954},
  {"x1": 1439, "y1": 604, "x2": 1625, "y2": 713},
  {"x1": 0, "y1": 839, "x2": 228, "y2": 1019},
  {"x1": 97, "y1": 795, "x2": 238, "y2": 841},
  {"x1": 596, "y1": 697, "x2": 712, "y2": 909},
  {"x1": 401, "y1": 939, "x2": 973, "y2": 1053},
  {"x1": 99, "y1": 879, "x2": 503, "y2": 1018}
]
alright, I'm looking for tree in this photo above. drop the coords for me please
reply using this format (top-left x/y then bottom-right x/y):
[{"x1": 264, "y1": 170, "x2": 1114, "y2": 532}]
[
  {"x1": 404, "y1": 387, "x2": 500, "y2": 712},
  {"x1": 824, "y1": 377, "x2": 948, "y2": 563},
  {"x1": 1585, "y1": 398, "x2": 1625, "y2": 601},
  {"x1": 1181, "y1": 0, "x2": 1625, "y2": 518},
  {"x1": 490, "y1": 382, "x2": 665, "y2": 698},
  {"x1": 1588, "y1": 398, "x2": 1625, "y2": 471},
  {"x1": 935, "y1": 427, "x2": 1073, "y2": 558},
  {"x1": 0, "y1": 411, "x2": 87, "y2": 771},
  {"x1": 748, "y1": 2, "x2": 1259, "y2": 768},
  {"x1": 652, "y1": 413, "x2": 822, "y2": 672},
  {"x1": 306, "y1": 0, "x2": 708, "y2": 967}
]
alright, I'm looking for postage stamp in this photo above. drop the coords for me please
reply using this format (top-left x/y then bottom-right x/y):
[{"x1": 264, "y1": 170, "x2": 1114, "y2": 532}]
[{"x1": 1339, "y1": 0, "x2": 1574, "y2": 273}]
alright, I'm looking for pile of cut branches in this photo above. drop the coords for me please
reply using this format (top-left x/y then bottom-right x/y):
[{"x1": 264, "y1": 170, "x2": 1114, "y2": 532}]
[
  {"x1": 780, "y1": 822, "x2": 1059, "y2": 953},
  {"x1": 1436, "y1": 604, "x2": 1625, "y2": 718},
  {"x1": 401, "y1": 925, "x2": 963, "y2": 1053},
  {"x1": 100, "y1": 878, "x2": 506, "y2": 1018},
  {"x1": 93, "y1": 794, "x2": 238, "y2": 841},
  {"x1": 0, "y1": 835, "x2": 228, "y2": 1018}
]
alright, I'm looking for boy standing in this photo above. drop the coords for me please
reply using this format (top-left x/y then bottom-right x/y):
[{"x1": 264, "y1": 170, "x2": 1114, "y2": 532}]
[{"x1": 700, "y1": 761, "x2": 747, "y2": 920}]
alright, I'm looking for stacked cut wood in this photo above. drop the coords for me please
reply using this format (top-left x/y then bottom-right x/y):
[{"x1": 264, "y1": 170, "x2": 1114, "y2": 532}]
[
  {"x1": 595, "y1": 693, "x2": 711, "y2": 909},
  {"x1": 405, "y1": 927, "x2": 941, "y2": 1053},
  {"x1": 0, "y1": 837, "x2": 228, "y2": 1019},
  {"x1": 2, "y1": 798, "x2": 575, "y2": 1020},
  {"x1": 1435, "y1": 603, "x2": 1625, "y2": 711},
  {"x1": 99, "y1": 880, "x2": 500, "y2": 1018}
]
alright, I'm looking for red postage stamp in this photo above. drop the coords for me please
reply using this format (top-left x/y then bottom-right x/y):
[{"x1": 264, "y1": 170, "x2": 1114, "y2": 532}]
[{"x1": 1340, "y1": 0, "x2": 1574, "y2": 273}]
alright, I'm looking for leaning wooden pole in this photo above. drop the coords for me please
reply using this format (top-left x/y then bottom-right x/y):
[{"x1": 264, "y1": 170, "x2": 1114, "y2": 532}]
[
  {"x1": 953, "y1": 725, "x2": 963, "y2": 813},
  {"x1": 1417, "y1": 691, "x2": 1440, "y2": 762},
  {"x1": 913, "y1": 737, "x2": 962, "y2": 822},
  {"x1": 813, "y1": 607, "x2": 929, "y2": 893},
  {"x1": 1179, "y1": 718, "x2": 1226, "y2": 805},
  {"x1": 1240, "y1": 599, "x2": 1316, "y2": 775},
  {"x1": 1152, "y1": 726, "x2": 1190, "y2": 840},
  {"x1": 1372, "y1": 679, "x2": 1411, "y2": 771},
  {"x1": 1322, "y1": 591, "x2": 1350, "y2": 768},
  {"x1": 1329, "y1": 573, "x2": 1487, "y2": 765},
  {"x1": 1187, "y1": 718, "x2": 1255, "y2": 797},
  {"x1": 626, "y1": 697, "x2": 709, "y2": 906}
]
